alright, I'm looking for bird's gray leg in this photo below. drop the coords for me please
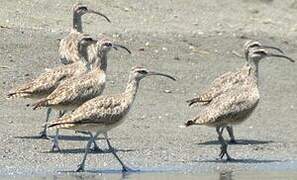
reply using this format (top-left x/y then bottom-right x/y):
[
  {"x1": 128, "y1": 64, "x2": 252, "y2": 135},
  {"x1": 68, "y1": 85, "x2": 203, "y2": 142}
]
[
  {"x1": 51, "y1": 129, "x2": 60, "y2": 152},
  {"x1": 88, "y1": 132, "x2": 104, "y2": 153},
  {"x1": 77, "y1": 132, "x2": 99, "y2": 172},
  {"x1": 104, "y1": 133, "x2": 134, "y2": 172},
  {"x1": 78, "y1": 131, "x2": 110, "y2": 153},
  {"x1": 226, "y1": 126, "x2": 237, "y2": 144},
  {"x1": 216, "y1": 126, "x2": 232, "y2": 161},
  {"x1": 103, "y1": 133, "x2": 115, "y2": 153},
  {"x1": 51, "y1": 110, "x2": 65, "y2": 152},
  {"x1": 39, "y1": 108, "x2": 52, "y2": 139}
]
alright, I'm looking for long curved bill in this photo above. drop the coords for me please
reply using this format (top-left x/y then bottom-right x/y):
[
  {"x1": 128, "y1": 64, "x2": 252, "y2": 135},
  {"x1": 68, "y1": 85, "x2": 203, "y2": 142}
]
[
  {"x1": 88, "y1": 9, "x2": 111, "y2": 23},
  {"x1": 261, "y1": 45, "x2": 284, "y2": 54},
  {"x1": 246, "y1": 45, "x2": 285, "y2": 61},
  {"x1": 113, "y1": 44, "x2": 132, "y2": 54},
  {"x1": 147, "y1": 71, "x2": 176, "y2": 81},
  {"x1": 267, "y1": 53, "x2": 295, "y2": 63}
]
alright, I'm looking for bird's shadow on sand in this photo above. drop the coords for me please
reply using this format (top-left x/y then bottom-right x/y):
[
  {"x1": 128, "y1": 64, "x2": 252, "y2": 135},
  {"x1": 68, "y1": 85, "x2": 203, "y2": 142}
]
[
  {"x1": 58, "y1": 168, "x2": 143, "y2": 179},
  {"x1": 59, "y1": 169, "x2": 140, "y2": 174},
  {"x1": 195, "y1": 158, "x2": 282, "y2": 164},
  {"x1": 43, "y1": 148, "x2": 136, "y2": 154},
  {"x1": 58, "y1": 168, "x2": 174, "y2": 178},
  {"x1": 197, "y1": 139, "x2": 273, "y2": 145},
  {"x1": 15, "y1": 135, "x2": 107, "y2": 141}
]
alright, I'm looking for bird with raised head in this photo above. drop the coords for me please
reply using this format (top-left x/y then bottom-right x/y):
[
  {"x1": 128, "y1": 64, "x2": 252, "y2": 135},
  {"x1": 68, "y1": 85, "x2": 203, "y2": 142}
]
[
  {"x1": 7, "y1": 35, "x2": 96, "y2": 138},
  {"x1": 59, "y1": 3, "x2": 111, "y2": 65},
  {"x1": 186, "y1": 40, "x2": 287, "y2": 144},
  {"x1": 185, "y1": 41, "x2": 294, "y2": 161},
  {"x1": 47, "y1": 66, "x2": 176, "y2": 172},
  {"x1": 33, "y1": 37, "x2": 131, "y2": 151}
]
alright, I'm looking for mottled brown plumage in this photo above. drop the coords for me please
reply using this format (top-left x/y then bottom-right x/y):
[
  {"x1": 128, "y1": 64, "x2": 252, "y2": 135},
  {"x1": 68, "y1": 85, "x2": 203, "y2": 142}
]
[
  {"x1": 186, "y1": 40, "x2": 286, "y2": 143},
  {"x1": 34, "y1": 38, "x2": 131, "y2": 111},
  {"x1": 8, "y1": 35, "x2": 95, "y2": 100},
  {"x1": 187, "y1": 68, "x2": 251, "y2": 106},
  {"x1": 33, "y1": 69, "x2": 106, "y2": 111},
  {"x1": 188, "y1": 74, "x2": 259, "y2": 127},
  {"x1": 7, "y1": 35, "x2": 95, "y2": 139},
  {"x1": 187, "y1": 40, "x2": 283, "y2": 107},
  {"x1": 185, "y1": 41, "x2": 294, "y2": 160},
  {"x1": 59, "y1": 3, "x2": 110, "y2": 65},
  {"x1": 35, "y1": 38, "x2": 131, "y2": 151},
  {"x1": 48, "y1": 66, "x2": 176, "y2": 172}
]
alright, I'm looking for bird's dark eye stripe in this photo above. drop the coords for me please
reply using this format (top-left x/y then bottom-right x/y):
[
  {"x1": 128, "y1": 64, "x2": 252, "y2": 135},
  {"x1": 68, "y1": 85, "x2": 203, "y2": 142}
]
[
  {"x1": 254, "y1": 51, "x2": 267, "y2": 55},
  {"x1": 84, "y1": 38, "x2": 93, "y2": 41},
  {"x1": 138, "y1": 70, "x2": 148, "y2": 74},
  {"x1": 249, "y1": 44, "x2": 260, "y2": 48},
  {"x1": 79, "y1": 7, "x2": 88, "y2": 11},
  {"x1": 104, "y1": 43, "x2": 112, "y2": 47}
]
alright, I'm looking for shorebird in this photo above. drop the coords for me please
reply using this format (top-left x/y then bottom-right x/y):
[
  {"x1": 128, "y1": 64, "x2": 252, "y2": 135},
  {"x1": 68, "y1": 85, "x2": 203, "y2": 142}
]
[
  {"x1": 33, "y1": 37, "x2": 131, "y2": 151},
  {"x1": 185, "y1": 42, "x2": 294, "y2": 160},
  {"x1": 47, "y1": 66, "x2": 176, "y2": 172},
  {"x1": 186, "y1": 40, "x2": 285, "y2": 143},
  {"x1": 8, "y1": 35, "x2": 95, "y2": 138},
  {"x1": 59, "y1": 3, "x2": 111, "y2": 65}
]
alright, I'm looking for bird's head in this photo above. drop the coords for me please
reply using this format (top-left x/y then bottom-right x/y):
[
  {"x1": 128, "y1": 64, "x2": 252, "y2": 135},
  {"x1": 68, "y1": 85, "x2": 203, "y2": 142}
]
[
  {"x1": 96, "y1": 37, "x2": 131, "y2": 55},
  {"x1": 72, "y1": 3, "x2": 110, "y2": 22},
  {"x1": 248, "y1": 48, "x2": 295, "y2": 63},
  {"x1": 130, "y1": 66, "x2": 176, "y2": 81},
  {"x1": 77, "y1": 35, "x2": 97, "y2": 53},
  {"x1": 243, "y1": 40, "x2": 288, "y2": 62}
]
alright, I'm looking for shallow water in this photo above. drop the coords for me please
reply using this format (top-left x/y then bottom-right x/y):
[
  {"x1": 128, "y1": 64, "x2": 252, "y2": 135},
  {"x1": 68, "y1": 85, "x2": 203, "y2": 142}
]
[
  {"x1": 2, "y1": 161, "x2": 297, "y2": 180},
  {"x1": 2, "y1": 170, "x2": 297, "y2": 180}
]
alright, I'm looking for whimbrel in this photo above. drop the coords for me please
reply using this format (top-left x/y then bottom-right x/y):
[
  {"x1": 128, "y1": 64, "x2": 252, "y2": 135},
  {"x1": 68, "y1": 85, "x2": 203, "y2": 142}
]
[
  {"x1": 59, "y1": 3, "x2": 111, "y2": 65},
  {"x1": 33, "y1": 37, "x2": 131, "y2": 151},
  {"x1": 47, "y1": 66, "x2": 176, "y2": 172},
  {"x1": 186, "y1": 40, "x2": 285, "y2": 143},
  {"x1": 8, "y1": 35, "x2": 95, "y2": 138},
  {"x1": 185, "y1": 42, "x2": 294, "y2": 160}
]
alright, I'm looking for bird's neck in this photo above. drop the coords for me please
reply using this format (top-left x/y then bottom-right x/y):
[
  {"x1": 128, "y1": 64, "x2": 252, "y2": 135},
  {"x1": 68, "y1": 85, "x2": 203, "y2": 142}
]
[
  {"x1": 90, "y1": 50, "x2": 108, "y2": 72},
  {"x1": 247, "y1": 59, "x2": 260, "y2": 83},
  {"x1": 124, "y1": 77, "x2": 140, "y2": 104},
  {"x1": 80, "y1": 46, "x2": 89, "y2": 61},
  {"x1": 78, "y1": 48, "x2": 91, "y2": 70},
  {"x1": 97, "y1": 51, "x2": 108, "y2": 72},
  {"x1": 81, "y1": 57, "x2": 92, "y2": 71},
  {"x1": 73, "y1": 13, "x2": 83, "y2": 32}
]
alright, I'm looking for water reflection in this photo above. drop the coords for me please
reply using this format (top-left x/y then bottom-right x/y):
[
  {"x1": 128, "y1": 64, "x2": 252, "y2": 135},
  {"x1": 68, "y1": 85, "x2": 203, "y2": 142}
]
[
  {"x1": 219, "y1": 171, "x2": 233, "y2": 180},
  {"x1": 50, "y1": 173, "x2": 125, "y2": 180},
  {"x1": 43, "y1": 171, "x2": 234, "y2": 180},
  {"x1": 11, "y1": 169, "x2": 297, "y2": 180}
]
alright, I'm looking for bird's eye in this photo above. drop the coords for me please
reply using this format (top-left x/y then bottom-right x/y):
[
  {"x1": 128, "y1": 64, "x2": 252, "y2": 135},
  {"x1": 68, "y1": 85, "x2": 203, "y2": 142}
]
[
  {"x1": 259, "y1": 52, "x2": 267, "y2": 56},
  {"x1": 138, "y1": 70, "x2": 148, "y2": 74},
  {"x1": 79, "y1": 7, "x2": 88, "y2": 11},
  {"x1": 250, "y1": 44, "x2": 260, "y2": 48},
  {"x1": 84, "y1": 38, "x2": 93, "y2": 42},
  {"x1": 253, "y1": 51, "x2": 266, "y2": 56},
  {"x1": 104, "y1": 43, "x2": 112, "y2": 47}
]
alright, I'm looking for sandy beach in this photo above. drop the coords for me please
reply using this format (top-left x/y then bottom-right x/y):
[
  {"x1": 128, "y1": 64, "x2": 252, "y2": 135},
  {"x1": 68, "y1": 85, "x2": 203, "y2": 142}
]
[{"x1": 0, "y1": 0, "x2": 297, "y2": 178}]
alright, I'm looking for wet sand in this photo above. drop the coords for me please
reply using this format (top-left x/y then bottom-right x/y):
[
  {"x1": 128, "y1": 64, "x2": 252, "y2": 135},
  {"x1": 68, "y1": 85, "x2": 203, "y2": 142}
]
[{"x1": 0, "y1": 0, "x2": 297, "y2": 178}]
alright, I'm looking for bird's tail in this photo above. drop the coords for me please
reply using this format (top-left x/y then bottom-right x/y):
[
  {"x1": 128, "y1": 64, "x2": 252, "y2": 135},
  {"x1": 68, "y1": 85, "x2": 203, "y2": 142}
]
[
  {"x1": 184, "y1": 116, "x2": 202, "y2": 127},
  {"x1": 7, "y1": 91, "x2": 31, "y2": 99},
  {"x1": 7, "y1": 84, "x2": 33, "y2": 99},
  {"x1": 186, "y1": 98, "x2": 200, "y2": 106},
  {"x1": 47, "y1": 115, "x2": 75, "y2": 129},
  {"x1": 7, "y1": 92, "x2": 18, "y2": 99},
  {"x1": 186, "y1": 97, "x2": 210, "y2": 106},
  {"x1": 32, "y1": 98, "x2": 48, "y2": 110},
  {"x1": 47, "y1": 121, "x2": 61, "y2": 129}
]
